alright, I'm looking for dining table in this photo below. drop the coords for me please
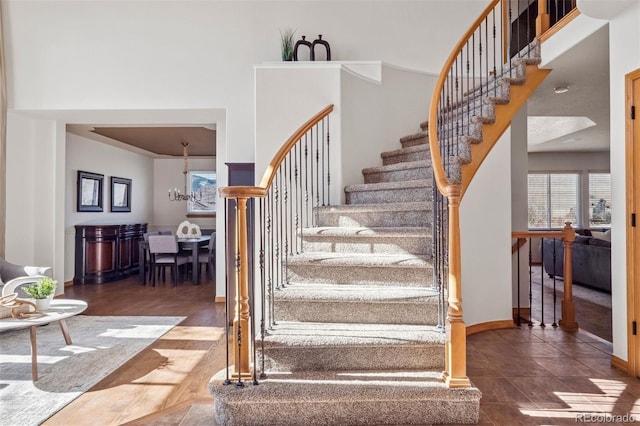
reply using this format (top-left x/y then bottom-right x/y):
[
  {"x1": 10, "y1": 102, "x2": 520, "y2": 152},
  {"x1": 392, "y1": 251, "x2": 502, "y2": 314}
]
[{"x1": 138, "y1": 234, "x2": 212, "y2": 285}]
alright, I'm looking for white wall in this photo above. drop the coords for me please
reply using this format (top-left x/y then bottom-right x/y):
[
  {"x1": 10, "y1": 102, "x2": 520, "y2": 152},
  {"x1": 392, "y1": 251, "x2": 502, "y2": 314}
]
[
  {"x1": 3, "y1": 0, "x2": 486, "y2": 298},
  {"x1": 512, "y1": 107, "x2": 530, "y2": 310},
  {"x1": 152, "y1": 157, "x2": 216, "y2": 230},
  {"x1": 461, "y1": 130, "x2": 513, "y2": 326},
  {"x1": 341, "y1": 64, "x2": 436, "y2": 190},
  {"x1": 608, "y1": 1, "x2": 640, "y2": 361},
  {"x1": 65, "y1": 132, "x2": 154, "y2": 282}
]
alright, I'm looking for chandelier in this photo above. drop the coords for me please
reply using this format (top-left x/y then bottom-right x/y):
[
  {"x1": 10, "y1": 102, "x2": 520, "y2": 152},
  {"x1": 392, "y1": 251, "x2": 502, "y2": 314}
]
[{"x1": 168, "y1": 142, "x2": 203, "y2": 202}]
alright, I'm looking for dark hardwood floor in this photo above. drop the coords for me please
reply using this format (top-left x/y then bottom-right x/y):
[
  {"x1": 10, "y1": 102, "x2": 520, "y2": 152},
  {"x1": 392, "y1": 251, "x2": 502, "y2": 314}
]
[{"x1": 42, "y1": 267, "x2": 629, "y2": 425}]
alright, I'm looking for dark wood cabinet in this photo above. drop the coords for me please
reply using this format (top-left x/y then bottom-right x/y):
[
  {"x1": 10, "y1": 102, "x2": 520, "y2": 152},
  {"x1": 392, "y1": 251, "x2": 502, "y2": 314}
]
[{"x1": 74, "y1": 223, "x2": 147, "y2": 285}]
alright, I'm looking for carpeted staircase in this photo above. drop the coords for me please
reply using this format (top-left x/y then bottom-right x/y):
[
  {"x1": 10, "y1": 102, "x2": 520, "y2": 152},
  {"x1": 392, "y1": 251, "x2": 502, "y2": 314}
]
[{"x1": 210, "y1": 123, "x2": 482, "y2": 425}]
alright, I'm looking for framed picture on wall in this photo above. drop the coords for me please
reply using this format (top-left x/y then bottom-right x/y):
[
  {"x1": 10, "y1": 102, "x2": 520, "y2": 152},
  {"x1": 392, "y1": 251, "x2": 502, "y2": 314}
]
[
  {"x1": 77, "y1": 170, "x2": 104, "y2": 212},
  {"x1": 110, "y1": 176, "x2": 132, "y2": 212},
  {"x1": 187, "y1": 171, "x2": 216, "y2": 215}
]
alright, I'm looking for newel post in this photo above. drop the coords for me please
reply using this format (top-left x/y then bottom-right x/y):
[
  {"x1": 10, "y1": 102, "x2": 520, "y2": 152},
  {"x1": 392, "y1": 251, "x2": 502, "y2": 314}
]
[
  {"x1": 536, "y1": 0, "x2": 550, "y2": 36},
  {"x1": 443, "y1": 185, "x2": 471, "y2": 388},
  {"x1": 559, "y1": 222, "x2": 578, "y2": 331},
  {"x1": 233, "y1": 196, "x2": 252, "y2": 377}
]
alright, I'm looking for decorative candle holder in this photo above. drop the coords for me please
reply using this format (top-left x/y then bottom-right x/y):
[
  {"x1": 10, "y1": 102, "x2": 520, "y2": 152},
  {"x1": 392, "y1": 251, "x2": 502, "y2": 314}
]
[
  {"x1": 311, "y1": 35, "x2": 331, "y2": 61},
  {"x1": 294, "y1": 35, "x2": 313, "y2": 61}
]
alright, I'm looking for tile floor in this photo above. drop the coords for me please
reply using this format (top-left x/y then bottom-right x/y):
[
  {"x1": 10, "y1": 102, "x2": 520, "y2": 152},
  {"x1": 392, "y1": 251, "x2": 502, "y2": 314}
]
[{"x1": 464, "y1": 326, "x2": 639, "y2": 425}]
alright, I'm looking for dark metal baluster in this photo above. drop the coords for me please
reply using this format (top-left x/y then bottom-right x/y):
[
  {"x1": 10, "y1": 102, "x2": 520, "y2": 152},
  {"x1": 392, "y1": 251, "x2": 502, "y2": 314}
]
[
  {"x1": 479, "y1": 23, "x2": 483, "y2": 101},
  {"x1": 284, "y1": 154, "x2": 290, "y2": 277},
  {"x1": 279, "y1": 167, "x2": 286, "y2": 288},
  {"x1": 249, "y1": 198, "x2": 258, "y2": 385},
  {"x1": 223, "y1": 198, "x2": 231, "y2": 385},
  {"x1": 466, "y1": 42, "x2": 470, "y2": 139},
  {"x1": 310, "y1": 129, "x2": 315, "y2": 227},
  {"x1": 526, "y1": 0, "x2": 531, "y2": 54},
  {"x1": 235, "y1": 199, "x2": 244, "y2": 387},
  {"x1": 305, "y1": 135, "x2": 309, "y2": 228},
  {"x1": 269, "y1": 188, "x2": 276, "y2": 326},
  {"x1": 259, "y1": 198, "x2": 267, "y2": 379},
  {"x1": 288, "y1": 151, "x2": 293, "y2": 256},
  {"x1": 508, "y1": 1, "x2": 513, "y2": 77},
  {"x1": 492, "y1": 8, "x2": 497, "y2": 97},
  {"x1": 315, "y1": 124, "x2": 320, "y2": 213},
  {"x1": 485, "y1": 17, "x2": 489, "y2": 104},
  {"x1": 294, "y1": 144, "x2": 300, "y2": 254}
]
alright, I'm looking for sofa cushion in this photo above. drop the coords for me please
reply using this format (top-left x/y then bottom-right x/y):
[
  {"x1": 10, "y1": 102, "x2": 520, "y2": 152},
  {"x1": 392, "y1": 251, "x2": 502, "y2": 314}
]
[
  {"x1": 574, "y1": 235, "x2": 591, "y2": 244},
  {"x1": 589, "y1": 237, "x2": 611, "y2": 248}
]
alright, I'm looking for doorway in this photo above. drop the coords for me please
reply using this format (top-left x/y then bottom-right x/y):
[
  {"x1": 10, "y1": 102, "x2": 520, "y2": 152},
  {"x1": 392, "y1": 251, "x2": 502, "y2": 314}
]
[{"x1": 626, "y1": 68, "x2": 640, "y2": 376}]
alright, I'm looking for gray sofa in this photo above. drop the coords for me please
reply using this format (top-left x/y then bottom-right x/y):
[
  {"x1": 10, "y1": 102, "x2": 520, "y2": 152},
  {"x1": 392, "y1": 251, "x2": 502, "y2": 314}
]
[{"x1": 542, "y1": 235, "x2": 611, "y2": 293}]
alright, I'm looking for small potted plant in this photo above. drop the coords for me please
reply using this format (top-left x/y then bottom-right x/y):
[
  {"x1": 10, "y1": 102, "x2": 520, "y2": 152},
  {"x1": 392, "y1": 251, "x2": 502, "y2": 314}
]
[
  {"x1": 23, "y1": 277, "x2": 57, "y2": 311},
  {"x1": 280, "y1": 27, "x2": 295, "y2": 61}
]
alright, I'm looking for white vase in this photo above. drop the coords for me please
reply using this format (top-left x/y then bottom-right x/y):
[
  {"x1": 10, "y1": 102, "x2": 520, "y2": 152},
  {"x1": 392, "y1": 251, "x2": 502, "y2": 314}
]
[{"x1": 35, "y1": 297, "x2": 51, "y2": 311}]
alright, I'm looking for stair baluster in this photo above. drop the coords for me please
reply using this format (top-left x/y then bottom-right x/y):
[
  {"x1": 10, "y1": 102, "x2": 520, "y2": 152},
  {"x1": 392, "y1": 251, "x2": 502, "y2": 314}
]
[{"x1": 215, "y1": 105, "x2": 333, "y2": 385}]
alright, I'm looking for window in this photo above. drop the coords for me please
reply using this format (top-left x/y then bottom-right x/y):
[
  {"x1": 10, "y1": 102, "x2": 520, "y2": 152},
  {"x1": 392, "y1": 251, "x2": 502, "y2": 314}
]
[
  {"x1": 187, "y1": 171, "x2": 217, "y2": 215},
  {"x1": 528, "y1": 173, "x2": 579, "y2": 228},
  {"x1": 588, "y1": 173, "x2": 611, "y2": 228}
]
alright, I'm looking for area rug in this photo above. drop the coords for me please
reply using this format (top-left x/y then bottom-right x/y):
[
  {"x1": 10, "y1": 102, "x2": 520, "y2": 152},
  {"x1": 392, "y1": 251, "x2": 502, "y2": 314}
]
[{"x1": 0, "y1": 315, "x2": 185, "y2": 426}]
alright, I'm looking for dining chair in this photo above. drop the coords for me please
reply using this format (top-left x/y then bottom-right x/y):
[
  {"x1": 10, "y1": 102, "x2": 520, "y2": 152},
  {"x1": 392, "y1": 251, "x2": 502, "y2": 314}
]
[
  {"x1": 197, "y1": 232, "x2": 216, "y2": 281},
  {"x1": 147, "y1": 235, "x2": 191, "y2": 287},
  {"x1": 141, "y1": 232, "x2": 161, "y2": 283}
]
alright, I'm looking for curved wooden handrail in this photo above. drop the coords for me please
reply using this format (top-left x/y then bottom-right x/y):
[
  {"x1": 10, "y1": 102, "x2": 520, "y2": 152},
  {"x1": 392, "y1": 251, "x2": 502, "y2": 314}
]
[
  {"x1": 219, "y1": 104, "x2": 334, "y2": 200},
  {"x1": 428, "y1": 0, "x2": 501, "y2": 196},
  {"x1": 258, "y1": 105, "x2": 334, "y2": 190}
]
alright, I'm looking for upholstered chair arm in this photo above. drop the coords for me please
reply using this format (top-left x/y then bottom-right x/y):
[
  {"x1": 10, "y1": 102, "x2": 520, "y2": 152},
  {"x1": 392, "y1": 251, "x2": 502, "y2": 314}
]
[{"x1": 0, "y1": 258, "x2": 53, "y2": 282}]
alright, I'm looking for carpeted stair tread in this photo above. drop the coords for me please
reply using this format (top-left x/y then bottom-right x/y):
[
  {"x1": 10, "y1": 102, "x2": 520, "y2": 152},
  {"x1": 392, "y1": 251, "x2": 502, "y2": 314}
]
[
  {"x1": 301, "y1": 226, "x2": 429, "y2": 238},
  {"x1": 316, "y1": 201, "x2": 431, "y2": 227},
  {"x1": 317, "y1": 201, "x2": 429, "y2": 213},
  {"x1": 399, "y1": 132, "x2": 428, "y2": 148},
  {"x1": 380, "y1": 143, "x2": 428, "y2": 159},
  {"x1": 344, "y1": 179, "x2": 430, "y2": 193},
  {"x1": 210, "y1": 370, "x2": 481, "y2": 425},
  {"x1": 263, "y1": 321, "x2": 444, "y2": 346},
  {"x1": 300, "y1": 226, "x2": 431, "y2": 255},
  {"x1": 344, "y1": 179, "x2": 432, "y2": 205},
  {"x1": 274, "y1": 282, "x2": 438, "y2": 302},
  {"x1": 362, "y1": 160, "x2": 429, "y2": 175},
  {"x1": 274, "y1": 283, "x2": 440, "y2": 324},
  {"x1": 287, "y1": 252, "x2": 430, "y2": 268}
]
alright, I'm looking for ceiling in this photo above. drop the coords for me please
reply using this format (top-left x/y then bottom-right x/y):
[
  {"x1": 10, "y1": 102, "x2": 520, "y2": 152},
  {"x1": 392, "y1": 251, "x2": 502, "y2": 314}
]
[
  {"x1": 67, "y1": 124, "x2": 216, "y2": 157},
  {"x1": 527, "y1": 24, "x2": 610, "y2": 152}
]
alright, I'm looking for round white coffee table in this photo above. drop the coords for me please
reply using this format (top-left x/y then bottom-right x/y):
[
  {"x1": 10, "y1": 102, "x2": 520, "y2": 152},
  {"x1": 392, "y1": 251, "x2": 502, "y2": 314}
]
[{"x1": 0, "y1": 299, "x2": 88, "y2": 381}]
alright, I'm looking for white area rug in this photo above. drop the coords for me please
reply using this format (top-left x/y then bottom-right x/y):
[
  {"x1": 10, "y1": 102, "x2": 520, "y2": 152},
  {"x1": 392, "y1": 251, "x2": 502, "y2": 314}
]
[{"x1": 0, "y1": 315, "x2": 185, "y2": 425}]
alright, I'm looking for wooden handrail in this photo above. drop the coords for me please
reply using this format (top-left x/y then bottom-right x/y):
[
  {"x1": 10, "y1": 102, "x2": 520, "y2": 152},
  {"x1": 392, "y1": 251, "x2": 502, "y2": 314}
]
[
  {"x1": 428, "y1": 0, "x2": 501, "y2": 195},
  {"x1": 511, "y1": 238, "x2": 527, "y2": 255},
  {"x1": 258, "y1": 105, "x2": 334, "y2": 190},
  {"x1": 511, "y1": 223, "x2": 577, "y2": 330},
  {"x1": 219, "y1": 105, "x2": 334, "y2": 201}
]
